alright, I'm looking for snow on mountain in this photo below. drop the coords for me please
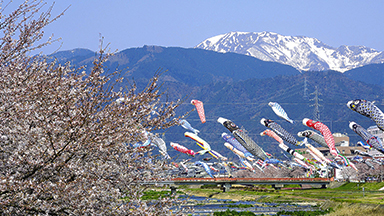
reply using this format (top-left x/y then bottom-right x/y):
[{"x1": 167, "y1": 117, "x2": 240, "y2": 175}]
[{"x1": 195, "y1": 31, "x2": 384, "y2": 72}]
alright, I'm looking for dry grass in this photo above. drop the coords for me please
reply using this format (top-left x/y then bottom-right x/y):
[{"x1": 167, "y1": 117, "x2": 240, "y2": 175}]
[{"x1": 324, "y1": 203, "x2": 384, "y2": 216}]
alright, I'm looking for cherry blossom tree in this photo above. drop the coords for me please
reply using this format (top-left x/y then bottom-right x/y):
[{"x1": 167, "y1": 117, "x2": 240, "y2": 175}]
[
  {"x1": 339, "y1": 166, "x2": 359, "y2": 182},
  {"x1": 0, "y1": 1, "x2": 184, "y2": 215}
]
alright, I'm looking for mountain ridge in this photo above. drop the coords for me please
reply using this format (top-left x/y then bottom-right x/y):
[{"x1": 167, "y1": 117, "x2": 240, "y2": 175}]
[
  {"x1": 195, "y1": 31, "x2": 384, "y2": 72},
  {"x1": 49, "y1": 46, "x2": 384, "y2": 88}
]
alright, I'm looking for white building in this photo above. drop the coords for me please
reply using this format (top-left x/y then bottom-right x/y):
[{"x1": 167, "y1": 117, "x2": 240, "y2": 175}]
[
  {"x1": 333, "y1": 133, "x2": 349, "y2": 146},
  {"x1": 367, "y1": 125, "x2": 384, "y2": 143},
  {"x1": 365, "y1": 125, "x2": 384, "y2": 158}
]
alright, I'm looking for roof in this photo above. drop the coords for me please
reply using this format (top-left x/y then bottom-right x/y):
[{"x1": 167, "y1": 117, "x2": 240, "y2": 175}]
[{"x1": 367, "y1": 125, "x2": 379, "y2": 130}]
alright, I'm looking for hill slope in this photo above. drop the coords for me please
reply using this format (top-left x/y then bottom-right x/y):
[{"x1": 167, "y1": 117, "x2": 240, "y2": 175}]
[
  {"x1": 49, "y1": 46, "x2": 300, "y2": 87},
  {"x1": 48, "y1": 47, "x2": 384, "y2": 161},
  {"x1": 163, "y1": 71, "x2": 384, "y2": 160},
  {"x1": 344, "y1": 63, "x2": 384, "y2": 88}
]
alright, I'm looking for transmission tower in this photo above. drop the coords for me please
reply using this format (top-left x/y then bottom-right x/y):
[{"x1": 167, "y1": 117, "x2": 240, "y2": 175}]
[
  {"x1": 309, "y1": 86, "x2": 322, "y2": 121},
  {"x1": 303, "y1": 76, "x2": 308, "y2": 99}
]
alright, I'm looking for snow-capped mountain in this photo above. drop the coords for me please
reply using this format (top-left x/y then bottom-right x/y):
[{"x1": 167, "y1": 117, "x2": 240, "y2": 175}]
[{"x1": 195, "y1": 31, "x2": 384, "y2": 72}]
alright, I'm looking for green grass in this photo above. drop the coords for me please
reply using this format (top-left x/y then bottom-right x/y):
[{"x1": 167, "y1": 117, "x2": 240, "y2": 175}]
[
  {"x1": 141, "y1": 190, "x2": 170, "y2": 200},
  {"x1": 332, "y1": 182, "x2": 384, "y2": 191},
  {"x1": 276, "y1": 209, "x2": 333, "y2": 216},
  {"x1": 281, "y1": 184, "x2": 302, "y2": 188},
  {"x1": 139, "y1": 189, "x2": 184, "y2": 200},
  {"x1": 201, "y1": 184, "x2": 219, "y2": 189},
  {"x1": 212, "y1": 208, "x2": 333, "y2": 216},
  {"x1": 182, "y1": 182, "x2": 384, "y2": 206}
]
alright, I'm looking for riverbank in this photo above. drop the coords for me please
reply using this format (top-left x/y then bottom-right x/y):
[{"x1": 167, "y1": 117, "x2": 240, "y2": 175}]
[{"x1": 176, "y1": 182, "x2": 384, "y2": 215}]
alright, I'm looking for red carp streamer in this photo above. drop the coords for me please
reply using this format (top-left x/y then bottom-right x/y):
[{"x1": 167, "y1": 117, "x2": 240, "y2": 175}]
[
  {"x1": 170, "y1": 142, "x2": 196, "y2": 157},
  {"x1": 191, "y1": 100, "x2": 206, "y2": 123},
  {"x1": 302, "y1": 118, "x2": 338, "y2": 157}
]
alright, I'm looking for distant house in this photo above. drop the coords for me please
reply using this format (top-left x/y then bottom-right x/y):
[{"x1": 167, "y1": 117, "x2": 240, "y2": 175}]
[
  {"x1": 296, "y1": 132, "x2": 381, "y2": 159},
  {"x1": 367, "y1": 125, "x2": 384, "y2": 143},
  {"x1": 333, "y1": 133, "x2": 349, "y2": 147},
  {"x1": 302, "y1": 146, "x2": 367, "y2": 157}
]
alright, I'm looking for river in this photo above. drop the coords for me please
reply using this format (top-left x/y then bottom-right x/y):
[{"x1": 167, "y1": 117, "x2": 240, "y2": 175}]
[{"x1": 175, "y1": 195, "x2": 321, "y2": 215}]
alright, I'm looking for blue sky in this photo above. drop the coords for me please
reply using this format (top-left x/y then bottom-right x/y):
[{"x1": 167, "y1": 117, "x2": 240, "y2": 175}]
[{"x1": 6, "y1": 0, "x2": 384, "y2": 54}]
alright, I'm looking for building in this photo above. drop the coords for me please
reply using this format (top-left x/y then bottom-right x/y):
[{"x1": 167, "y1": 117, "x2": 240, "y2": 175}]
[
  {"x1": 296, "y1": 146, "x2": 367, "y2": 158},
  {"x1": 295, "y1": 132, "x2": 382, "y2": 159},
  {"x1": 367, "y1": 125, "x2": 384, "y2": 143},
  {"x1": 333, "y1": 133, "x2": 349, "y2": 147}
]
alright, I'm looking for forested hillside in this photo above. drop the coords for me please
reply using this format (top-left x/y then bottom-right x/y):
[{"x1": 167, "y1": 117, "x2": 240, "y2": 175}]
[
  {"x1": 49, "y1": 48, "x2": 384, "y2": 160},
  {"x1": 161, "y1": 71, "x2": 384, "y2": 160}
]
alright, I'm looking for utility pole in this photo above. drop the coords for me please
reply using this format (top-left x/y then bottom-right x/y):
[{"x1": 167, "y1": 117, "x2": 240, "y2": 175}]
[{"x1": 309, "y1": 86, "x2": 322, "y2": 121}]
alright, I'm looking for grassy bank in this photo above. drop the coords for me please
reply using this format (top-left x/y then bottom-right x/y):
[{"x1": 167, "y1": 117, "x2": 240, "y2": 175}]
[{"x1": 177, "y1": 182, "x2": 384, "y2": 215}]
